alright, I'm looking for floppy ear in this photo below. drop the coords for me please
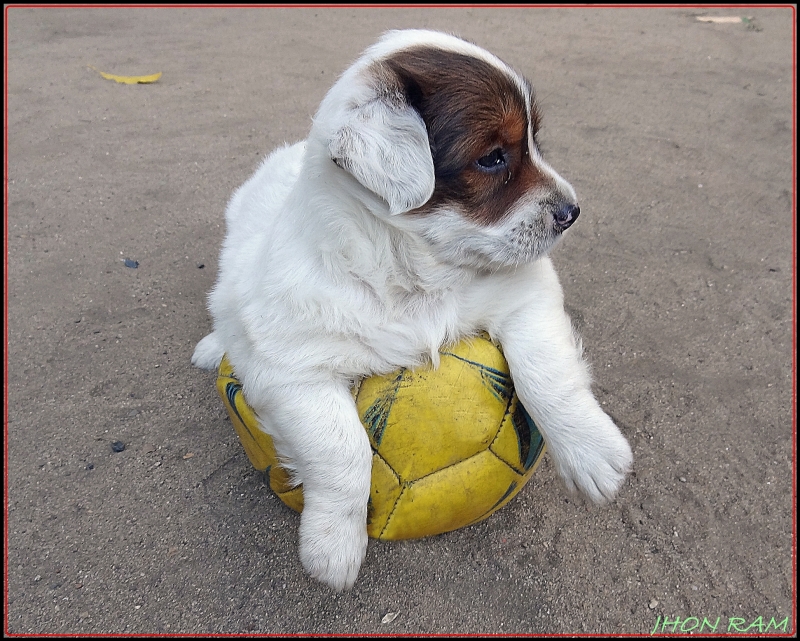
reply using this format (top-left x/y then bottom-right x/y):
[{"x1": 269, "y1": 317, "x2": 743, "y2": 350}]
[{"x1": 327, "y1": 78, "x2": 435, "y2": 215}]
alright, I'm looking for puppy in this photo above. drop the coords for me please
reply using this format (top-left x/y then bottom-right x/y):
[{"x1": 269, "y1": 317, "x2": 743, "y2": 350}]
[{"x1": 192, "y1": 29, "x2": 633, "y2": 591}]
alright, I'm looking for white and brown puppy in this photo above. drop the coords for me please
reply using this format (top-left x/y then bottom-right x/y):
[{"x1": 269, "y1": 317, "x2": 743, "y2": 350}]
[{"x1": 193, "y1": 29, "x2": 633, "y2": 591}]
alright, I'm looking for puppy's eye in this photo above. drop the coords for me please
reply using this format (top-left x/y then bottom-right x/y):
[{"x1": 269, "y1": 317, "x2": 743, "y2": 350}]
[{"x1": 476, "y1": 149, "x2": 507, "y2": 172}]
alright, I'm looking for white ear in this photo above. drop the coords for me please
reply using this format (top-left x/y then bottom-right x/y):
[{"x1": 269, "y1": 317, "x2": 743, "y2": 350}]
[{"x1": 327, "y1": 88, "x2": 435, "y2": 215}]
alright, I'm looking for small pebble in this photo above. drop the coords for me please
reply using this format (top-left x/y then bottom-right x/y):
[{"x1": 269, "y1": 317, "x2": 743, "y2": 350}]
[
  {"x1": 649, "y1": 599, "x2": 659, "y2": 609},
  {"x1": 679, "y1": 476, "x2": 687, "y2": 482},
  {"x1": 111, "y1": 441, "x2": 125, "y2": 453}
]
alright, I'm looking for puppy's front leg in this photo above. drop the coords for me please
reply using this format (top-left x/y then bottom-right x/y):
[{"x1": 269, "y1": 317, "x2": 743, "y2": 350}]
[
  {"x1": 253, "y1": 380, "x2": 372, "y2": 591},
  {"x1": 493, "y1": 260, "x2": 633, "y2": 504}
]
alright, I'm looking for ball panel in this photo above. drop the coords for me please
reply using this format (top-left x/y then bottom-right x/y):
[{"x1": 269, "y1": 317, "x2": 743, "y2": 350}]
[
  {"x1": 219, "y1": 356, "x2": 305, "y2": 511},
  {"x1": 514, "y1": 404, "x2": 546, "y2": 471},
  {"x1": 440, "y1": 333, "x2": 510, "y2": 378},
  {"x1": 363, "y1": 335, "x2": 519, "y2": 483},
  {"x1": 353, "y1": 370, "x2": 405, "y2": 448},
  {"x1": 366, "y1": 453, "x2": 403, "y2": 539},
  {"x1": 479, "y1": 444, "x2": 547, "y2": 521},
  {"x1": 378, "y1": 450, "x2": 523, "y2": 540},
  {"x1": 438, "y1": 342, "x2": 515, "y2": 408},
  {"x1": 370, "y1": 364, "x2": 506, "y2": 481},
  {"x1": 273, "y1": 480, "x2": 304, "y2": 512},
  {"x1": 489, "y1": 396, "x2": 546, "y2": 474},
  {"x1": 218, "y1": 356, "x2": 274, "y2": 472}
]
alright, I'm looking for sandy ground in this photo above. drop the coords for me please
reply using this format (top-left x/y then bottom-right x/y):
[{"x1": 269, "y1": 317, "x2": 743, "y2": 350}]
[{"x1": 5, "y1": 6, "x2": 795, "y2": 635}]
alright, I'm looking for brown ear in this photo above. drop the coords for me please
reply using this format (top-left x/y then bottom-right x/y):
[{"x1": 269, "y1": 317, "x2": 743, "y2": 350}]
[{"x1": 327, "y1": 68, "x2": 434, "y2": 215}]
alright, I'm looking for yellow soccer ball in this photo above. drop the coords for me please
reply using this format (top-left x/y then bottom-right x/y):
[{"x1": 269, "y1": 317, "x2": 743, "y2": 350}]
[{"x1": 216, "y1": 334, "x2": 545, "y2": 541}]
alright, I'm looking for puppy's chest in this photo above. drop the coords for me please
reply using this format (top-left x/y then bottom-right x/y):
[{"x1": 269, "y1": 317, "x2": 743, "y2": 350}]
[{"x1": 342, "y1": 284, "x2": 465, "y2": 373}]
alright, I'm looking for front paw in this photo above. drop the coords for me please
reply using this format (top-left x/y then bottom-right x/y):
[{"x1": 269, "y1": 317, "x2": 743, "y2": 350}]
[
  {"x1": 298, "y1": 508, "x2": 368, "y2": 591},
  {"x1": 552, "y1": 414, "x2": 633, "y2": 504}
]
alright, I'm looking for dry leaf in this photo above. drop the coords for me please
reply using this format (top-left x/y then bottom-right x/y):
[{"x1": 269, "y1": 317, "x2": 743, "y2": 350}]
[
  {"x1": 182, "y1": 452, "x2": 195, "y2": 460},
  {"x1": 696, "y1": 16, "x2": 746, "y2": 24},
  {"x1": 88, "y1": 65, "x2": 162, "y2": 84}
]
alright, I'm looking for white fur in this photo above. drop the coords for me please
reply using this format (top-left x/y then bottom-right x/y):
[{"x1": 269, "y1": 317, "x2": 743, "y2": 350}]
[{"x1": 193, "y1": 30, "x2": 633, "y2": 591}]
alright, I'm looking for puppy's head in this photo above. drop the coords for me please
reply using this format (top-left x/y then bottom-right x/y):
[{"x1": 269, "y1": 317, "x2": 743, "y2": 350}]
[{"x1": 314, "y1": 29, "x2": 579, "y2": 269}]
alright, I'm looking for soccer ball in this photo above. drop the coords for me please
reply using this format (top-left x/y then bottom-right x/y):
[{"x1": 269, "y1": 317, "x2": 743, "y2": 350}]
[{"x1": 216, "y1": 334, "x2": 545, "y2": 540}]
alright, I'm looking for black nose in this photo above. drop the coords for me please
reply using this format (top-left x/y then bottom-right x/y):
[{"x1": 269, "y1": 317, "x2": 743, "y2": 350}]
[{"x1": 554, "y1": 203, "x2": 580, "y2": 230}]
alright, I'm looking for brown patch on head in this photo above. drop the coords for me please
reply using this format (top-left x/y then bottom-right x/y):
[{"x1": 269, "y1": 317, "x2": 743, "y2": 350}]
[{"x1": 375, "y1": 46, "x2": 553, "y2": 224}]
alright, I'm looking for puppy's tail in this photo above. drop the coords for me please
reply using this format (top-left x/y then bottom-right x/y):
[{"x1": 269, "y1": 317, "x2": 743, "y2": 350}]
[{"x1": 191, "y1": 332, "x2": 225, "y2": 370}]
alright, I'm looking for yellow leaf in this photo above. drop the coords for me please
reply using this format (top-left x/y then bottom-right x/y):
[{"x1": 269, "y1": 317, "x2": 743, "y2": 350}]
[
  {"x1": 88, "y1": 65, "x2": 162, "y2": 84},
  {"x1": 695, "y1": 16, "x2": 747, "y2": 24}
]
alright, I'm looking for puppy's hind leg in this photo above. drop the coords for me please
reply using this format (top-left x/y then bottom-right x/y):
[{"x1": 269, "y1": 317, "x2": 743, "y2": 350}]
[
  {"x1": 191, "y1": 332, "x2": 225, "y2": 370},
  {"x1": 253, "y1": 380, "x2": 372, "y2": 591}
]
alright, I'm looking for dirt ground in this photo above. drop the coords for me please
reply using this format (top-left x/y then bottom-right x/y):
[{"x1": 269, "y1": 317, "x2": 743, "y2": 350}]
[{"x1": 5, "y1": 6, "x2": 795, "y2": 636}]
